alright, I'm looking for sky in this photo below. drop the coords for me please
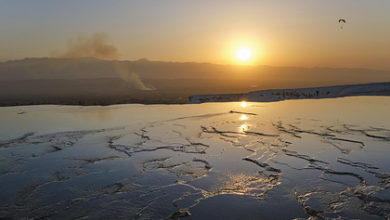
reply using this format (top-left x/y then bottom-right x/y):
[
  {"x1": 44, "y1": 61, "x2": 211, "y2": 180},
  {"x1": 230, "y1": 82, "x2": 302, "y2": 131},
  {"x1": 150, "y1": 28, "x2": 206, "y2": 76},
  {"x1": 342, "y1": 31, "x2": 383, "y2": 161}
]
[{"x1": 1, "y1": 0, "x2": 390, "y2": 69}]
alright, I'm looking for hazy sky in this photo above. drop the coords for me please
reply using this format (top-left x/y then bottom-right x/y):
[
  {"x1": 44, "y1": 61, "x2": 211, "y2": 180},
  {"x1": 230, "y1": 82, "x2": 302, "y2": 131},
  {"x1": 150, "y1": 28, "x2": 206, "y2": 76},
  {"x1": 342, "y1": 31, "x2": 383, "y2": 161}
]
[{"x1": 1, "y1": 0, "x2": 390, "y2": 69}]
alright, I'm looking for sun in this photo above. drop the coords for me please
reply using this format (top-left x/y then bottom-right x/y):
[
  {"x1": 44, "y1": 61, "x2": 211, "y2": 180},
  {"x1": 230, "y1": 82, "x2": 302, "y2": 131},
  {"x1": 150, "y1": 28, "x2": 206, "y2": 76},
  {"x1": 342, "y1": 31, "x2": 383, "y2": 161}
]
[{"x1": 235, "y1": 47, "x2": 253, "y2": 62}]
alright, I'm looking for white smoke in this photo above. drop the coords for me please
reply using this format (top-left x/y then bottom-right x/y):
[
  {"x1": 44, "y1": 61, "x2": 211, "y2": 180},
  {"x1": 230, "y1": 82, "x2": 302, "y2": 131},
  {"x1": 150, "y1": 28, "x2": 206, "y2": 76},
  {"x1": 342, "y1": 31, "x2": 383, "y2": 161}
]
[
  {"x1": 113, "y1": 62, "x2": 155, "y2": 91},
  {"x1": 56, "y1": 33, "x2": 119, "y2": 60}
]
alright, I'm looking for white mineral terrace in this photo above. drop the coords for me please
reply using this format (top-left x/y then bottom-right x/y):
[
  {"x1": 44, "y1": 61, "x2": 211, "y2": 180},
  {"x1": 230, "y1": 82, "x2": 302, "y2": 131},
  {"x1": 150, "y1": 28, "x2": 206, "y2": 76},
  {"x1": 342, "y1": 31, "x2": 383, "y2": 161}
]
[
  {"x1": 1, "y1": 96, "x2": 390, "y2": 219},
  {"x1": 188, "y1": 82, "x2": 390, "y2": 104}
]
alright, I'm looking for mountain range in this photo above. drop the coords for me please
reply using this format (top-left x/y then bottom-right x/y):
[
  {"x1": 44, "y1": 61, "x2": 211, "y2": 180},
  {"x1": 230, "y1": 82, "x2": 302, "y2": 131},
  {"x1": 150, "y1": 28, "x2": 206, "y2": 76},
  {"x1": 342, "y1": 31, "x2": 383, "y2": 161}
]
[{"x1": 1, "y1": 57, "x2": 390, "y2": 106}]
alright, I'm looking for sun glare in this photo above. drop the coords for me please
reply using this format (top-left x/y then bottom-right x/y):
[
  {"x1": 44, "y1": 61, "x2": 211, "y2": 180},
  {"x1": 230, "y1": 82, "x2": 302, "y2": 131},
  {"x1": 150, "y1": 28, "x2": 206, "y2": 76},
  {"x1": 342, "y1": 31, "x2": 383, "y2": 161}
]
[
  {"x1": 241, "y1": 101, "x2": 248, "y2": 108},
  {"x1": 235, "y1": 47, "x2": 253, "y2": 62},
  {"x1": 239, "y1": 114, "x2": 248, "y2": 121},
  {"x1": 239, "y1": 124, "x2": 249, "y2": 133}
]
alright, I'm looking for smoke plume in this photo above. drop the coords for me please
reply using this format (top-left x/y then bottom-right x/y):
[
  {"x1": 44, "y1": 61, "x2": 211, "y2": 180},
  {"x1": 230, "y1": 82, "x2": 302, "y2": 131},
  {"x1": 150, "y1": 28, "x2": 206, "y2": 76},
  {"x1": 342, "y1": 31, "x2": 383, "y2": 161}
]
[
  {"x1": 54, "y1": 33, "x2": 154, "y2": 90},
  {"x1": 58, "y1": 33, "x2": 119, "y2": 60},
  {"x1": 113, "y1": 62, "x2": 155, "y2": 91}
]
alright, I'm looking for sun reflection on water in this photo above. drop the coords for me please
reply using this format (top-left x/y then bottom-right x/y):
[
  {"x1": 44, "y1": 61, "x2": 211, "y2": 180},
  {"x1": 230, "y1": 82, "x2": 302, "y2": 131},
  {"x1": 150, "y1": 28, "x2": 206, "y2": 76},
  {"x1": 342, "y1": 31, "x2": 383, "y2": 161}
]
[
  {"x1": 239, "y1": 124, "x2": 249, "y2": 133},
  {"x1": 213, "y1": 173, "x2": 279, "y2": 197},
  {"x1": 239, "y1": 114, "x2": 248, "y2": 121}
]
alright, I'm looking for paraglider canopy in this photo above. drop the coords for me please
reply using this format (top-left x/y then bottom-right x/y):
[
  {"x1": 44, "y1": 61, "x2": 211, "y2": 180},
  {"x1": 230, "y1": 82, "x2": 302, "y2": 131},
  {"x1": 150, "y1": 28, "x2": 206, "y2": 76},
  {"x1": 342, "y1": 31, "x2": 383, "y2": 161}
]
[{"x1": 338, "y1": 19, "x2": 346, "y2": 29}]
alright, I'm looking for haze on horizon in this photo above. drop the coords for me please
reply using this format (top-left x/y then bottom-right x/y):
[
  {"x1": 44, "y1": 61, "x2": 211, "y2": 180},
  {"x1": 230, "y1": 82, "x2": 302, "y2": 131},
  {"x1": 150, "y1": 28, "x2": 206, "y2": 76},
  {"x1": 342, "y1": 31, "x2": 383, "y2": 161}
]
[{"x1": 1, "y1": 0, "x2": 390, "y2": 69}]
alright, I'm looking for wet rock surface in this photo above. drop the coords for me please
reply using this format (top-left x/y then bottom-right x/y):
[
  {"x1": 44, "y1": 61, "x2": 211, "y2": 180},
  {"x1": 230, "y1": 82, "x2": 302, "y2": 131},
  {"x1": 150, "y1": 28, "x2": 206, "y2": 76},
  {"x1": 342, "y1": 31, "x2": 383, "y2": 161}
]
[{"x1": 0, "y1": 97, "x2": 390, "y2": 219}]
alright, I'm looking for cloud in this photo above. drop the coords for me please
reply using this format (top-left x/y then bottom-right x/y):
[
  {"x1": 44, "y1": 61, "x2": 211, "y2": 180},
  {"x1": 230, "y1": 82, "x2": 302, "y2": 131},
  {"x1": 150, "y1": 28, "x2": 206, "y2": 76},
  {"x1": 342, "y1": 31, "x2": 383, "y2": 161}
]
[{"x1": 57, "y1": 33, "x2": 119, "y2": 60}]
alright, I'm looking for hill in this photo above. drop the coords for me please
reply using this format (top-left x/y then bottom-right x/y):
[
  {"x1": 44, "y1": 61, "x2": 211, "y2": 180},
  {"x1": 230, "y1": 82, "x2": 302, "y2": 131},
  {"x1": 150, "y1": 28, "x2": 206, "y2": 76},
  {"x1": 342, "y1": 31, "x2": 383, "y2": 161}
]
[{"x1": 1, "y1": 57, "x2": 390, "y2": 105}]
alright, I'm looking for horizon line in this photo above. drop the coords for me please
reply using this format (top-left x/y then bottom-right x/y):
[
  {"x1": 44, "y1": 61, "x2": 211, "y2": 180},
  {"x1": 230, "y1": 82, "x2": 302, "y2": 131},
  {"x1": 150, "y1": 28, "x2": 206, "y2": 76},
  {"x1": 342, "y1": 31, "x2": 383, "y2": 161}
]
[{"x1": 1, "y1": 56, "x2": 390, "y2": 72}]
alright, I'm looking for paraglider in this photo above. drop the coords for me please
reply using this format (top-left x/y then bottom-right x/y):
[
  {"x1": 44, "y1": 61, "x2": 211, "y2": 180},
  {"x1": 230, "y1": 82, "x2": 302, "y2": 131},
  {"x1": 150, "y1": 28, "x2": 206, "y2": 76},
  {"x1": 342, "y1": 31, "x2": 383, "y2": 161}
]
[{"x1": 338, "y1": 19, "x2": 346, "y2": 29}]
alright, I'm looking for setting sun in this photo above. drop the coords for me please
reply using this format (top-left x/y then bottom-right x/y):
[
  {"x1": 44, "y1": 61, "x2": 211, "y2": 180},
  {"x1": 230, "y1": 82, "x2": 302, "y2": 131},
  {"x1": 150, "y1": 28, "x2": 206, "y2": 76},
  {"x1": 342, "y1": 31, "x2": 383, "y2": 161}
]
[{"x1": 235, "y1": 47, "x2": 253, "y2": 62}]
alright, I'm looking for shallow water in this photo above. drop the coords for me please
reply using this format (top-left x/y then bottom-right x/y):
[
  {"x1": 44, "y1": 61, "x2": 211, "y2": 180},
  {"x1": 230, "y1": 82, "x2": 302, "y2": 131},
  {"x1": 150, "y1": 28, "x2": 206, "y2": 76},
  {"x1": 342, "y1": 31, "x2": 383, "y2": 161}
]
[{"x1": 1, "y1": 96, "x2": 390, "y2": 219}]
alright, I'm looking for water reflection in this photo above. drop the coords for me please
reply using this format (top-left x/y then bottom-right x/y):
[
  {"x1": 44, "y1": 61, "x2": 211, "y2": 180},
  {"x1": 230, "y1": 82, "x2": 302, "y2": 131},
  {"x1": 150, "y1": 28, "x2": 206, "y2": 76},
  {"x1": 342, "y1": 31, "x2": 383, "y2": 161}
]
[
  {"x1": 239, "y1": 114, "x2": 248, "y2": 121},
  {"x1": 214, "y1": 173, "x2": 278, "y2": 197},
  {"x1": 239, "y1": 123, "x2": 249, "y2": 133},
  {"x1": 1, "y1": 97, "x2": 390, "y2": 219}
]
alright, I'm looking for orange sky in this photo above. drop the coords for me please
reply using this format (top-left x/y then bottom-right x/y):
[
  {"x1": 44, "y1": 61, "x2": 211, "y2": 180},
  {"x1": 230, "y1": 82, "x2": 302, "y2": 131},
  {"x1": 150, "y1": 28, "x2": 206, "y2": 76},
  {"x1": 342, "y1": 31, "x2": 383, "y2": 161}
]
[{"x1": 1, "y1": 0, "x2": 390, "y2": 69}]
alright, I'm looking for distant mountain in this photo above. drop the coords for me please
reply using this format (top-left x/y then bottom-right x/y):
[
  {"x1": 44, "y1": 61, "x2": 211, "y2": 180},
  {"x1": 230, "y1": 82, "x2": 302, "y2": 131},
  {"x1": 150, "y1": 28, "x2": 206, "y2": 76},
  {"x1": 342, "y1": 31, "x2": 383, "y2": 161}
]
[
  {"x1": 2, "y1": 57, "x2": 390, "y2": 82},
  {"x1": 1, "y1": 57, "x2": 390, "y2": 106}
]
